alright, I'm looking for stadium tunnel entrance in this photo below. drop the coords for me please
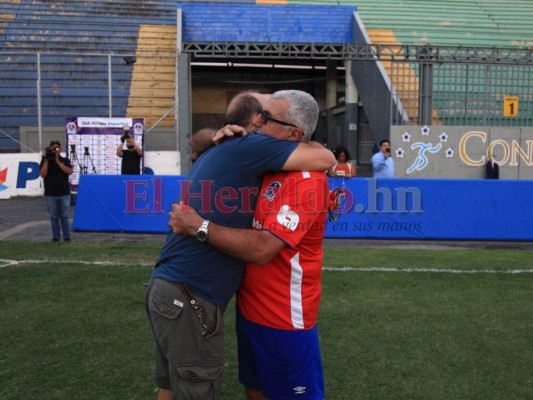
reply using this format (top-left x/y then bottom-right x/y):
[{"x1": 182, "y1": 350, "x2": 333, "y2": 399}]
[{"x1": 175, "y1": 3, "x2": 369, "y2": 175}]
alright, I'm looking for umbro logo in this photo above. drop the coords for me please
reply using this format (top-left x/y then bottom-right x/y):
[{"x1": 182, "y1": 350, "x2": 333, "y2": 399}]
[{"x1": 293, "y1": 385, "x2": 306, "y2": 394}]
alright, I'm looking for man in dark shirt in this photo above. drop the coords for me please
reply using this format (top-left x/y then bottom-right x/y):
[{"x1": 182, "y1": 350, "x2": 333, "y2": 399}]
[
  {"x1": 146, "y1": 90, "x2": 334, "y2": 400},
  {"x1": 486, "y1": 151, "x2": 499, "y2": 179},
  {"x1": 117, "y1": 134, "x2": 143, "y2": 174},
  {"x1": 39, "y1": 140, "x2": 73, "y2": 241}
]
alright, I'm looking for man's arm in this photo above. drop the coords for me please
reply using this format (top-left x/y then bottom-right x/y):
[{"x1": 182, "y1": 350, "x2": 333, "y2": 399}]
[
  {"x1": 39, "y1": 158, "x2": 48, "y2": 178},
  {"x1": 168, "y1": 202, "x2": 284, "y2": 265},
  {"x1": 134, "y1": 141, "x2": 143, "y2": 156},
  {"x1": 282, "y1": 141, "x2": 335, "y2": 172},
  {"x1": 191, "y1": 125, "x2": 335, "y2": 172},
  {"x1": 56, "y1": 153, "x2": 73, "y2": 176},
  {"x1": 350, "y1": 160, "x2": 356, "y2": 177},
  {"x1": 372, "y1": 152, "x2": 386, "y2": 171},
  {"x1": 190, "y1": 125, "x2": 246, "y2": 158}
]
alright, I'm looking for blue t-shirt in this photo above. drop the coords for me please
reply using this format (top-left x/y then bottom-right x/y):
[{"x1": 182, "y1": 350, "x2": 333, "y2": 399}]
[{"x1": 152, "y1": 134, "x2": 299, "y2": 309}]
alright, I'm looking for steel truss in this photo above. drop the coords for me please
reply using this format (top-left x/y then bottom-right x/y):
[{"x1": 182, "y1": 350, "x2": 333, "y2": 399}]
[{"x1": 182, "y1": 42, "x2": 533, "y2": 65}]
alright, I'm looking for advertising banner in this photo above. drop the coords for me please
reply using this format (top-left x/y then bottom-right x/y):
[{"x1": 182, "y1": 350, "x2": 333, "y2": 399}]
[
  {"x1": 73, "y1": 175, "x2": 533, "y2": 240},
  {"x1": 0, "y1": 154, "x2": 43, "y2": 199},
  {"x1": 65, "y1": 117, "x2": 145, "y2": 192}
]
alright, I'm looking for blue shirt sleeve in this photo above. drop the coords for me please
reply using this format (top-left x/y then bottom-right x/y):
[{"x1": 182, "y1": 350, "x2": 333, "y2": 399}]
[
  {"x1": 235, "y1": 134, "x2": 299, "y2": 175},
  {"x1": 372, "y1": 152, "x2": 386, "y2": 171}
]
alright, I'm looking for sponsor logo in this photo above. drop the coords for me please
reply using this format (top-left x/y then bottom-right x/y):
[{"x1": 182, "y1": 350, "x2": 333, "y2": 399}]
[
  {"x1": 134, "y1": 122, "x2": 144, "y2": 135},
  {"x1": 293, "y1": 386, "x2": 306, "y2": 395},
  {"x1": 66, "y1": 121, "x2": 77, "y2": 134},
  {"x1": 252, "y1": 218, "x2": 263, "y2": 230},
  {"x1": 277, "y1": 205, "x2": 299, "y2": 231},
  {"x1": 0, "y1": 168, "x2": 8, "y2": 191},
  {"x1": 263, "y1": 180, "x2": 281, "y2": 202}
]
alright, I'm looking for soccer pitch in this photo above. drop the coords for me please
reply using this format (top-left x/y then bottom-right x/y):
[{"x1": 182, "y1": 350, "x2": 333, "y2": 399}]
[{"x1": 1, "y1": 241, "x2": 531, "y2": 400}]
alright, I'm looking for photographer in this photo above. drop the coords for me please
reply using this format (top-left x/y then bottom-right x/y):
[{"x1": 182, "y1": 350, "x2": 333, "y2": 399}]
[
  {"x1": 117, "y1": 132, "x2": 143, "y2": 175},
  {"x1": 371, "y1": 139, "x2": 395, "y2": 178},
  {"x1": 39, "y1": 140, "x2": 73, "y2": 242}
]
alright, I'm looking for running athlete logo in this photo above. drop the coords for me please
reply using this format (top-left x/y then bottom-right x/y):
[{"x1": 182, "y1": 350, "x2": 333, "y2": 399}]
[
  {"x1": 263, "y1": 180, "x2": 281, "y2": 201},
  {"x1": 407, "y1": 142, "x2": 442, "y2": 173},
  {"x1": 398, "y1": 126, "x2": 454, "y2": 174},
  {"x1": 293, "y1": 385, "x2": 306, "y2": 394}
]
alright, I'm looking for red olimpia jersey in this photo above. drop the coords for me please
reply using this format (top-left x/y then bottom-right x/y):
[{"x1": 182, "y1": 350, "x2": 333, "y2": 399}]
[{"x1": 236, "y1": 170, "x2": 329, "y2": 330}]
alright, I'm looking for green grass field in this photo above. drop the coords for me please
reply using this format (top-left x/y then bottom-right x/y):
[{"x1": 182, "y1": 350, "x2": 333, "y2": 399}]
[{"x1": 1, "y1": 241, "x2": 531, "y2": 400}]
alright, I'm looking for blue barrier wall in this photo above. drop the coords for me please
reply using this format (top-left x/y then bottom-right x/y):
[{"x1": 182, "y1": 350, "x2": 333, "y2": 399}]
[{"x1": 73, "y1": 175, "x2": 533, "y2": 240}]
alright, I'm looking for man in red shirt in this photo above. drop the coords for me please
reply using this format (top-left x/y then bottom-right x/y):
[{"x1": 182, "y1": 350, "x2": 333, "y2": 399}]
[{"x1": 169, "y1": 90, "x2": 328, "y2": 400}]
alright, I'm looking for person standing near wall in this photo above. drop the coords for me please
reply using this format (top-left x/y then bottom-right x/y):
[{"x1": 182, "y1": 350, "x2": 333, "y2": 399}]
[
  {"x1": 485, "y1": 150, "x2": 499, "y2": 179},
  {"x1": 371, "y1": 139, "x2": 395, "y2": 178},
  {"x1": 117, "y1": 132, "x2": 143, "y2": 175},
  {"x1": 39, "y1": 140, "x2": 73, "y2": 242},
  {"x1": 329, "y1": 145, "x2": 356, "y2": 177}
]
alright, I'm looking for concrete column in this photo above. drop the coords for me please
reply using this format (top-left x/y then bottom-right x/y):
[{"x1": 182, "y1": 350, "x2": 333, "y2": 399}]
[
  {"x1": 176, "y1": 53, "x2": 191, "y2": 175},
  {"x1": 343, "y1": 59, "x2": 358, "y2": 162},
  {"x1": 326, "y1": 60, "x2": 337, "y2": 109},
  {"x1": 324, "y1": 60, "x2": 337, "y2": 147},
  {"x1": 175, "y1": 8, "x2": 192, "y2": 175}
]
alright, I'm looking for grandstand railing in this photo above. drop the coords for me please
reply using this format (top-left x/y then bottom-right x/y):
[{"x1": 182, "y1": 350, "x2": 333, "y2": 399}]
[
  {"x1": 0, "y1": 51, "x2": 176, "y2": 151},
  {"x1": 1, "y1": 43, "x2": 532, "y2": 151},
  {"x1": 183, "y1": 42, "x2": 533, "y2": 128}
]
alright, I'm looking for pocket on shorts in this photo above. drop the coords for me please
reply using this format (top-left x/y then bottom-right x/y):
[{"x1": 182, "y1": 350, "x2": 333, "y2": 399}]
[
  {"x1": 175, "y1": 363, "x2": 223, "y2": 399},
  {"x1": 148, "y1": 280, "x2": 185, "y2": 320},
  {"x1": 176, "y1": 363, "x2": 223, "y2": 380}
]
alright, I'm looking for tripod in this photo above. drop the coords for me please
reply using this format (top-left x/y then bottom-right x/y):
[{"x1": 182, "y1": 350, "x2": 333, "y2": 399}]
[
  {"x1": 70, "y1": 144, "x2": 83, "y2": 173},
  {"x1": 82, "y1": 146, "x2": 98, "y2": 174}
]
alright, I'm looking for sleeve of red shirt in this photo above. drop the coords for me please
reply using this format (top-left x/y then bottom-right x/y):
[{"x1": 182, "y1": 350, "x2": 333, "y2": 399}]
[{"x1": 260, "y1": 171, "x2": 329, "y2": 249}]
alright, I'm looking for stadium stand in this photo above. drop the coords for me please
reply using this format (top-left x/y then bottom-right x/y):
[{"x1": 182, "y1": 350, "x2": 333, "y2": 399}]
[
  {"x1": 1, "y1": 0, "x2": 532, "y2": 152},
  {"x1": 355, "y1": 0, "x2": 533, "y2": 48},
  {"x1": 0, "y1": 0, "x2": 178, "y2": 150},
  {"x1": 353, "y1": 0, "x2": 533, "y2": 126}
]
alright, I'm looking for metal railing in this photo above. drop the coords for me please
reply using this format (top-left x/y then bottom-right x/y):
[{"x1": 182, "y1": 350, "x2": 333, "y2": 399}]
[{"x1": 1, "y1": 44, "x2": 532, "y2": 152}]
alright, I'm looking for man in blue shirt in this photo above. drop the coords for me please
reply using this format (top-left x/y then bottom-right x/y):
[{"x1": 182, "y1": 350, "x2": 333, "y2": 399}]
[
  {"x1": 145, "y1": 90, "x2": 334, "y2": 400},
  {"x1": 372, "y1": 139, "x2": 395, "y2": 178}
]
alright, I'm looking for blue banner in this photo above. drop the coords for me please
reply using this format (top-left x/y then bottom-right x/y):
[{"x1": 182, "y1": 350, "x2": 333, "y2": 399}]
[
  {"x1": 73, "y1": 175, "x2": 184, "y2": 233},
  {"x1": 73, "y1": 175, "x2": 533, "y2": 240}
]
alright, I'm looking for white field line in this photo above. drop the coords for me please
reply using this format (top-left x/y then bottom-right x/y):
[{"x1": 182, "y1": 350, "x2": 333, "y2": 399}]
[
  {"x1": 0, "y1": 221, "x2": 48, "y2": 240},
  {"x1": 1, "y1": 259, "x2": 532, "y2": 274},
  {"x1": 0, "y1": 259, "x2": 153, "y2": 268},
  {"x1": 322, "y1": 266, "x2": 533, "y2": 274}
]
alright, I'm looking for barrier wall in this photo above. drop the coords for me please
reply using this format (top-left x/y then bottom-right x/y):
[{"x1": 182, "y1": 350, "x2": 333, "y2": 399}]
[
  {"x1": 0, "y1": 152, "x2": 179, "y2": 199},
  {"x1": 72, "y1": 175, "x2": 533, "y2": 241},
  {"x1": 391, "y1": 126, "x2": 533, "y2": 180},
  {"x1": 0, "y1": 154, "x2": 43, "y2": 199}
]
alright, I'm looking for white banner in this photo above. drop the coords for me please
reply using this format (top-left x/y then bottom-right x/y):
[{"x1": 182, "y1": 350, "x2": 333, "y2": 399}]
[
  {"x1": 0, "y1": 151, "x2": 181, "y2": 199},
  {"x1": 0, "y1": 154, "x2": 44, "y2": 199},
  {"x1": 76, "y1": 117, "x2": 133, "y2": 128}
]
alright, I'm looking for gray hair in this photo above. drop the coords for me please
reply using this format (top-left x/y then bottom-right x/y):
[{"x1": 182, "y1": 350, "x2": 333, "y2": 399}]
[{"x1": 271, "y1": 90, "x2": 319, "y2": 142}]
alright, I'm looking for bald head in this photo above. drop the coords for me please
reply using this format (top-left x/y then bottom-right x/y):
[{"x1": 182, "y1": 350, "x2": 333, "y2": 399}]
[{"x1": 226, "y1": 91, "x2": 268, "y2": 132}]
